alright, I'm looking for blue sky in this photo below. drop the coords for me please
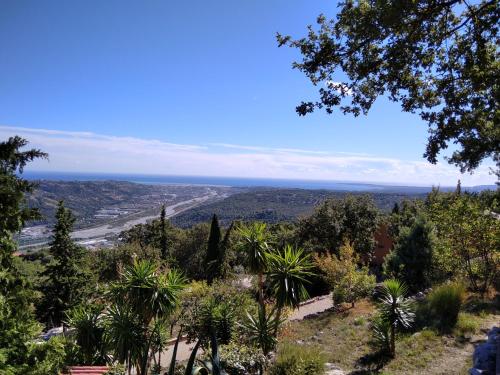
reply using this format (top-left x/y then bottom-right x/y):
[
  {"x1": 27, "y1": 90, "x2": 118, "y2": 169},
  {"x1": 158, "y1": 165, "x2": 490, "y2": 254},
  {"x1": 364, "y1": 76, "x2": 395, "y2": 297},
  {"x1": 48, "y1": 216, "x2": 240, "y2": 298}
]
[{"x1": 0, "y1": 0, "x2": 495, "y2": 185}]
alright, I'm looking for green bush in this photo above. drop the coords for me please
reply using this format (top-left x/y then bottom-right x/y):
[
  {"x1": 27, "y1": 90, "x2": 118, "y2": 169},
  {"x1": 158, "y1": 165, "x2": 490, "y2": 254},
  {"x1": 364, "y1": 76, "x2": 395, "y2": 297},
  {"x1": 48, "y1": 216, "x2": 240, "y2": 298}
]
[
  {"x1": 269, "y1": 343, "x2": 325, "y2": 375},
  {"x1": 219, "y1": 342, "x2": 267, "y2": 375},
  {"x1": 427, "y1": 282, "x2": 465, "y2": 331},
  {"x1": 454, "y1": 313, "x2": 479, "y2": 337}
]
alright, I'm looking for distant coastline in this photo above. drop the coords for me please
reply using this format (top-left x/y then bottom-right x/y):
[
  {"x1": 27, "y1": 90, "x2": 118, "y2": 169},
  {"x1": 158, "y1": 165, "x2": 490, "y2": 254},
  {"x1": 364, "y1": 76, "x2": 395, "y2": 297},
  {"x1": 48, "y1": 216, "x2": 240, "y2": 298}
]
[{"x1": 23, "y1": 170, "x2": 497, "y2": 194}]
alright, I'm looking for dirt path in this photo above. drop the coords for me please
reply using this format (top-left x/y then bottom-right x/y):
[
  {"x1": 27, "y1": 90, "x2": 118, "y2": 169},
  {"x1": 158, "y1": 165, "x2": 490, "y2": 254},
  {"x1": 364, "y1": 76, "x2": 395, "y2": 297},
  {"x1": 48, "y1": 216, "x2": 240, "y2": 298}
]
[{"x1": 161, "y1": 294, "x2": 334, "y2": 365}]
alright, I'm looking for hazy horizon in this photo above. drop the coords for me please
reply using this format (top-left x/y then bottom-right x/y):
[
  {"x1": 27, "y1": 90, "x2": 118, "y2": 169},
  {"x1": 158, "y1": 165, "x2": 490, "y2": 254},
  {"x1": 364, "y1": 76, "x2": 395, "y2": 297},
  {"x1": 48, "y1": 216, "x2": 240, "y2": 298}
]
[{"x1": 1, "y1": 1, "x2": 497, "y2": 186}]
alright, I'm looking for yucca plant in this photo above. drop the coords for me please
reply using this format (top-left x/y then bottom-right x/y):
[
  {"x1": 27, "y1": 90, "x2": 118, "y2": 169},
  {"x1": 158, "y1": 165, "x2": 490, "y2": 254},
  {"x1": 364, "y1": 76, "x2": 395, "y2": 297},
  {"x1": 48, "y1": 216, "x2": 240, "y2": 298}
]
[
  {"x1": 237, "y1": 222, "x2": 270, "y2": 310},
  {"x1": 106, "y1": 260, "x2": 186, "y2": 375},
  {"x1": 239, "y1": 305, "x2": 283, "y2": 355},
  {"x1": 374, "y1": 279, "x2": 415, "y2": 357},
  {"x1": 65, "y1": 304, "x2": 106, "y2": 365},
  {"x1": 369, "y1": 314, "x2": 391, "y2": 353},
  {"x1": 265, "y1": 245, "x2": 313, "y2": 336}
]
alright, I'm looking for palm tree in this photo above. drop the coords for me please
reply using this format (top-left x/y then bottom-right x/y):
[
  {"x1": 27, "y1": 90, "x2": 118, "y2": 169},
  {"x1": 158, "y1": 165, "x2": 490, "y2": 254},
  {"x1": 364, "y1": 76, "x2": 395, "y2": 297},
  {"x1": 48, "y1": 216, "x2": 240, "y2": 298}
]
[
  {"x1": 107, "y1": 260, "x2": 185, "y2": 375},
  {"x1": 237, "y1": 222, "x2": 270, "y2": 310},
  {"x1": 265, "y1": 245, "x2": 313, "y2": 336},
  {"x1": 376, "y1": 279, "x2": 415, "y2": 357}
]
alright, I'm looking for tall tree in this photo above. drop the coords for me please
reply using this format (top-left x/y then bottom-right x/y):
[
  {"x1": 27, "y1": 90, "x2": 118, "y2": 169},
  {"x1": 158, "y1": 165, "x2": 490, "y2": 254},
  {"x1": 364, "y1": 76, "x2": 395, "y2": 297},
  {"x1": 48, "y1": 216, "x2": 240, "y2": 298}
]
[
  {"x1": 427, "y1": 191, "x2": 499, "y2": 294},
  {"x1": 205, "y1": 214, "x2": 222, "y2": 283},
  {"x1": 298, "y1": 194, "x2": 379, "y2": 259},
  {"x1": 40, "y1": 201, "x2": 91, "y2": 327},
  {"x1": 160, "y1": 205, "x2": 168, "y2": 260},
  {"x1": 0, "y1": 136, "x2": 60, "y2": 374},
  {"x1": 383, "y1": 216, "x2": 436, "y2": 292},
  {"x1": 278, "y1": 1, "x2": 499, "y2": 178}
]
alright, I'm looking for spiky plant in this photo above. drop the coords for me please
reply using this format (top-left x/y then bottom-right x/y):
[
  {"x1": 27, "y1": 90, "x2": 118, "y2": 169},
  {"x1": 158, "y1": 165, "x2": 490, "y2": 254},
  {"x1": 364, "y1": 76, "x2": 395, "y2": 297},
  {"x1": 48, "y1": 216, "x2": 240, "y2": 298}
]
[
  {"x1": 375, "y1": 279, "x2": 415, "y2": 357},
  {"x1": 239, "y1": 305, "x2": 283, "y2": 355},
  {"x1": 265, "y1": 245, "x2": 313, "y2": 335}
]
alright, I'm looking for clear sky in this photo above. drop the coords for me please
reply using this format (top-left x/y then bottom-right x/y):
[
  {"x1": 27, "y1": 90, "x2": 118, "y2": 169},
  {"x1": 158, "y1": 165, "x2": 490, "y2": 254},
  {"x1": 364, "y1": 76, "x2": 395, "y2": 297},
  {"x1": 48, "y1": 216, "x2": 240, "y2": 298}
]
[{"x1": 0, "y1": 0, "x2": 495, "y2": 185}]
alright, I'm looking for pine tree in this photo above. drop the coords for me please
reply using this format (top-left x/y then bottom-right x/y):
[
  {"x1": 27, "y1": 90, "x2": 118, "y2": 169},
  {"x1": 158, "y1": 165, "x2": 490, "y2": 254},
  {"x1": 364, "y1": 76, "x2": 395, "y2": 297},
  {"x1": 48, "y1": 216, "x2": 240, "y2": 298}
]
[
  {"x1": 40, "y1": 201, "x2": 91, "y2": 326},
  {"x1": 0, "y1": 136, "x2": 57, "y2": 373},
  {"x1": 205, "y1": 214, "x2": 221, "y2": 283},
  {"x1": 160, "y1": 205, "x2": 168, "y2": 260}
]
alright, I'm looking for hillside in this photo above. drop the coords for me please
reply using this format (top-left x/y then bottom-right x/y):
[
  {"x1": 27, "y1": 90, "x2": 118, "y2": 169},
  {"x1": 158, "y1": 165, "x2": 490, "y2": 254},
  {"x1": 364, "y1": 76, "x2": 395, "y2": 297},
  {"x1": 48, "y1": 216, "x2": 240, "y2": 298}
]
[
  {"x1": 171, "y1": 188, "x2": 426, "y2": 227},
  {"x1": 27, "y1": 180, "x2": 234, "y2": 227}
]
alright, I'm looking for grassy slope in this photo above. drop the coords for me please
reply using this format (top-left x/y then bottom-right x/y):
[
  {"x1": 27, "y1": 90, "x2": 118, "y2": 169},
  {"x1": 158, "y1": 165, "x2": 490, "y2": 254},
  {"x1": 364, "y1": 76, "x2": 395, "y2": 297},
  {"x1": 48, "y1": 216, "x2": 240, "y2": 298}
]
[{"x1": 280, "y1": 298, "x2": 499, "y2": 375}]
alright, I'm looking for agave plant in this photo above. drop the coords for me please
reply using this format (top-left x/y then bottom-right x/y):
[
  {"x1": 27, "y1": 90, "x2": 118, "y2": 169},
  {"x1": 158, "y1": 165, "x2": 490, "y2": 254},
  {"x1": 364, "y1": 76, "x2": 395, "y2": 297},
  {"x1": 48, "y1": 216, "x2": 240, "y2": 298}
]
[{"x1": 375, "y1": 279, "x2": 415, "y2": 357}]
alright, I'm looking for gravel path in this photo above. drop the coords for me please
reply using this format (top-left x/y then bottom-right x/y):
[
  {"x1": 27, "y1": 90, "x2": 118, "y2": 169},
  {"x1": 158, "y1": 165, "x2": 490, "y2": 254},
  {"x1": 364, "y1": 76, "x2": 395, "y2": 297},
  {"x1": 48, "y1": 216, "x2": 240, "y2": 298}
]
[{"x1": 161, "y1": 293, "x2": 334, "y2": 365}]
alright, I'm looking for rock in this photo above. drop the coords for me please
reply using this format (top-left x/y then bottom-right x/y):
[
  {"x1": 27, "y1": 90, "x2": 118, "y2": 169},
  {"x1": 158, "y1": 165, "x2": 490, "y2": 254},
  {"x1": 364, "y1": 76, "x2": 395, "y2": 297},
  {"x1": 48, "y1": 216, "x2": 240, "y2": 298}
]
[
  {"x1": 470, "y1": 326, "x2": 498, "y2": 374},
  {"x1": 325, "y1": 363, "x2": 345, "y2": 375},
  {"x1": 414, "y1": 291, "x2": 426, "y2": 301},
  {"x1": 469, "y1": 368, "x2": 486, "y2": 375}
]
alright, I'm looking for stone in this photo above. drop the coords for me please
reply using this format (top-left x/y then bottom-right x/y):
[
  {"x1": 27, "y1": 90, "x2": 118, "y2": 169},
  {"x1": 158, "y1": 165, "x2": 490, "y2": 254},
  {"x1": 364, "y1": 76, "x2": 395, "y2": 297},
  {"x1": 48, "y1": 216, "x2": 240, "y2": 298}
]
[
  {"x1": 325, "y1": 363, "x2": 345, "y2": 375},
  {"x1": 469, "y1": 326, "x2": 498, "y2": 375}
]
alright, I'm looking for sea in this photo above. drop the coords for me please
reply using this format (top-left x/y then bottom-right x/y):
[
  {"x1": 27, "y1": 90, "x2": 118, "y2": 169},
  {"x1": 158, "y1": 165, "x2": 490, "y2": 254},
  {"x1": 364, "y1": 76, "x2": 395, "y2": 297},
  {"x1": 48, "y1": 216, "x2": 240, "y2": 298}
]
[{"x1": 22, "y1": 171, "x2": 496, "y2": 194}]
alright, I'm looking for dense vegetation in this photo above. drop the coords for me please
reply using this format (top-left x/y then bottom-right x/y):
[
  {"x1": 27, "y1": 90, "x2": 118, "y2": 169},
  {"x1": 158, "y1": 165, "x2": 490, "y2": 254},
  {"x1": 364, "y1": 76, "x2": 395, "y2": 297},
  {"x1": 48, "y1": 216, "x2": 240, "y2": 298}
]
[
  {"x1": 2, "y1": 137, "x2": 499, "y2": 375},
  {"x1": 172, "y1": 188, "x2": 426, "y2": 228}
]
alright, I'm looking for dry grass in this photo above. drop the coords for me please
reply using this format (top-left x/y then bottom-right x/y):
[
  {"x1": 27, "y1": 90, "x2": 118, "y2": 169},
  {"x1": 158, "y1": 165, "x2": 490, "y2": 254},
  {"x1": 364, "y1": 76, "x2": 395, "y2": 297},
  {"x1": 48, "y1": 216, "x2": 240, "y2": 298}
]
[{"x1": 278, "y1": 296, "x2": 499, "y2": 375}]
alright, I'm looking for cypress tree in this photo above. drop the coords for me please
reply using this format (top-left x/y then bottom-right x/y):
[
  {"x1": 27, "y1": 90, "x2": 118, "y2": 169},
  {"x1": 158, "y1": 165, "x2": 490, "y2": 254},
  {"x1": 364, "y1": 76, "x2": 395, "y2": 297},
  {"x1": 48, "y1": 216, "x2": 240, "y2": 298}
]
[
  {"x1": 40, "y1": 201, "x2": 90, "y2": 326},
  {"x1": 206, "y1": 214, "x2": 221, "y2": 283},
  {"x1": 160, "y1": 205, "x2": 168, "y2": 260}
]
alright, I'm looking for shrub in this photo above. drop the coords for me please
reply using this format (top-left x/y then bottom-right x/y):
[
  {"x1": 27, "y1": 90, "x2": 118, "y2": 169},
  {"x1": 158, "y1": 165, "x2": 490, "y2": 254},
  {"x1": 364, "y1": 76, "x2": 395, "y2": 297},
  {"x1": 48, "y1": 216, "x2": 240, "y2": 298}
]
[
  {"x1": 315, "y1": 241, "x2": 376, "y2": 308},
  {"x1": 269, "y1": 343, "x2": 326, "y2": 375},
  {"x1": 427, "y1": 282, "x2": 465, "y2": 331},
  {"x1": 454, "y1": 313, "x2": 480, "y2": 337},
  {"x1": 332, "y1": 270, "x2": 376, "y2": 307},
  {"x1": 219, "y1": 342, "x2": 267, "y2": 375},
  {"x1": 383, "y1": 217, "x2": 436, "y2": 292}
]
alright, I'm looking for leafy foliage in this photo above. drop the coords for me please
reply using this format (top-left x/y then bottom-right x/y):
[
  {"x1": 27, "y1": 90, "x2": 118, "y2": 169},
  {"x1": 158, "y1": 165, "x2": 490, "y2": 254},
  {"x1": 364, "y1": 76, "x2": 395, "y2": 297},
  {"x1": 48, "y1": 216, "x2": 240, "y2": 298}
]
[
  {"x1": 297, "y1": 194, "x2": 379, "y2": 258},
  {"x1": 278, "y1": 1, "x2": 500, "y2": 177},
  {"x1": 427, "y1": 190, "x2": 500, "y2": 294},
  {"x1": 383, "y1": 216, "x2": 436, "y2": 292},
  {"x1": 315, "y1": 241, "x2": 375, "y2": 307}
]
